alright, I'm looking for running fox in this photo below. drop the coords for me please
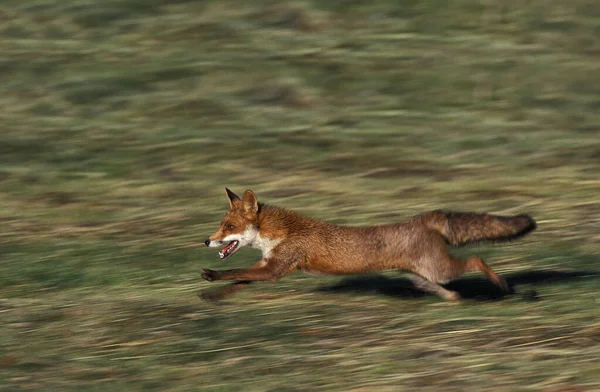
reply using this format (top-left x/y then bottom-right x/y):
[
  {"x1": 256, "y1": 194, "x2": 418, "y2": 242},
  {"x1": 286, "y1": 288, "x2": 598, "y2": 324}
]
[{"x1": 202, "y1": 188, "x2": 536, "y2": 302}]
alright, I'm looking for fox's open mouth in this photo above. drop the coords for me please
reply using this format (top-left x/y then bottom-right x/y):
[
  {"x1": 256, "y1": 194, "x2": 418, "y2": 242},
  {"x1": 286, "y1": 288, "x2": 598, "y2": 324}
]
[{"x1": 219, "y1": 240, "x2": 239, "y2": 260}]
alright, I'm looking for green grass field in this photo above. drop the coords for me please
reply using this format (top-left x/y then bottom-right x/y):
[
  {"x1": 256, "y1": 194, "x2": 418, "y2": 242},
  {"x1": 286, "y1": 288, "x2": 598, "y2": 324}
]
[{"x1": 1, "y1": 0, "x2": 600, "y2": 390}]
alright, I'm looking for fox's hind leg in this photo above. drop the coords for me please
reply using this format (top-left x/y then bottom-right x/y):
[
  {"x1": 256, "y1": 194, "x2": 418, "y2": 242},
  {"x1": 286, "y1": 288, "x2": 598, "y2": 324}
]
[
  {"x1": 440, "y1": 255, "x2": 511, "y2": 293},
  {"x1": 463, "y1": 256, "x2": 511, "y2": 293},
  {"x1": 409, "y1": 274, "x2": 461, "y2": 302}
]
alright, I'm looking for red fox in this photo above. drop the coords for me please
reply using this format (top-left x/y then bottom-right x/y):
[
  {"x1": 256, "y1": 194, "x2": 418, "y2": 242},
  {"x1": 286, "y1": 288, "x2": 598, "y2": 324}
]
[{"x1": 202, "y1": 188, "x2": 536, "y2": 302}]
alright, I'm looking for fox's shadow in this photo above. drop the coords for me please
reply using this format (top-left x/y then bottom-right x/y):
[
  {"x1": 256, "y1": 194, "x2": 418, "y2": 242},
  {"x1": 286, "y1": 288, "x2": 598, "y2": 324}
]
[{"x1": 316, "y1": 270, "x2": 600, "y2": 301}]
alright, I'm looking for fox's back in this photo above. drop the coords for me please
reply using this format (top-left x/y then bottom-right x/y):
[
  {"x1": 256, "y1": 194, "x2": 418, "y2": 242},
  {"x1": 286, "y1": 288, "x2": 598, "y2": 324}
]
[{"x1": 288, "y1": 217, "x2": 444, "y2": 275}]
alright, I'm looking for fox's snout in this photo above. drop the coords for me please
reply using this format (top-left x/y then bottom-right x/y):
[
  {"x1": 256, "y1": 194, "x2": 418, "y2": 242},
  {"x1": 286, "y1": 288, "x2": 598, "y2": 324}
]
[{"x1": 204, "y1": 239, "x2": 211, "y2": 246}]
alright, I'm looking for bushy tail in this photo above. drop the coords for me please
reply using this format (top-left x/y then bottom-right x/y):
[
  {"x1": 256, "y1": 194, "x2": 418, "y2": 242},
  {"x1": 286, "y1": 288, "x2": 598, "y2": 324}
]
[{"x1": 421, "y1": 210, "x2": 537, "y2": 247}]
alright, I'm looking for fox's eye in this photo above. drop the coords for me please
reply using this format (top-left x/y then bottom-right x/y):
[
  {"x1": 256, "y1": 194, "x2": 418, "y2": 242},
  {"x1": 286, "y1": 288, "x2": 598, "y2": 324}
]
[{"x1": 225, "y1": 224, "x2": 235, "y2": 231}]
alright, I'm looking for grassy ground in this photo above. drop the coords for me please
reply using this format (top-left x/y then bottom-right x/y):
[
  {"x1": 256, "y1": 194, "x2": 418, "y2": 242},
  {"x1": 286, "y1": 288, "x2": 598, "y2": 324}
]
[{"x1": 1, "y1": 0, "x2": 600, "y2": 390}]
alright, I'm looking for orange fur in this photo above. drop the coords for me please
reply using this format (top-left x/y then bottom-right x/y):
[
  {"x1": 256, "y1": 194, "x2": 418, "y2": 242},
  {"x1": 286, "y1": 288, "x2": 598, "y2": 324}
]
[{"x1": 202, "y1": 189, "x2": 536, "y2": 302}]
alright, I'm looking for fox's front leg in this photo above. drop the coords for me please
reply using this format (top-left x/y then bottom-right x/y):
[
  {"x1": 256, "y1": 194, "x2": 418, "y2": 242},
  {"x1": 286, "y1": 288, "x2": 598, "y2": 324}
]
[
  {"x1": 202, "y1": 258, "x2": 293, "y2": 282},
  {"x1": 199, "y1": 280, "x2": 252, "y2": 303},
  {"x1": 199, "y1": 260, "x2": 268, "y2": 302}
]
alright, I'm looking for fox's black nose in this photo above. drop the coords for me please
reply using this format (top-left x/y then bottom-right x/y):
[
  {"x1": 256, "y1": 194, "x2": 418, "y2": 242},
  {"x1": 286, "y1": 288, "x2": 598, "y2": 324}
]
[{"x1": 204, "y1": 239, "x2": 210, "y2": 247}]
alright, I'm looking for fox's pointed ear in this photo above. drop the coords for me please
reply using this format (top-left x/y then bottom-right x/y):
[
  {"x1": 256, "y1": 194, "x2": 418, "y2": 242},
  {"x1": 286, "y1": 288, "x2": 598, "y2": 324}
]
[
  {"x1": 241, "y1": 189, "x2": 258, "y2": 216},
  {"x1": 225, "y1": 188, "x2": 240, "y2": 208}
]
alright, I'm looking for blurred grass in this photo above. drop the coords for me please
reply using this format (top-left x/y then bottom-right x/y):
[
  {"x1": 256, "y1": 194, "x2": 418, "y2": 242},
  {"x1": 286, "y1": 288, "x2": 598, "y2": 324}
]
[{"x1": 1, "y1": 0, "x2": 600, "y2": 390}]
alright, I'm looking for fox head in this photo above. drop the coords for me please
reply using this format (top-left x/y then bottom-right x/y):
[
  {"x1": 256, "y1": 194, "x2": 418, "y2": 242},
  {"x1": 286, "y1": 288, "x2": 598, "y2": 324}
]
[{"x1": 204, "y1": 188, "x2": 260, "y2": 260}]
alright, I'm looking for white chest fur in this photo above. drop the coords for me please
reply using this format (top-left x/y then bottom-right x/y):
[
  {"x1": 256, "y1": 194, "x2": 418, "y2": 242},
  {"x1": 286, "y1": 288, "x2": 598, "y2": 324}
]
[{"x1": 252, "y1": 233, "x2": 282, "y2": 259}]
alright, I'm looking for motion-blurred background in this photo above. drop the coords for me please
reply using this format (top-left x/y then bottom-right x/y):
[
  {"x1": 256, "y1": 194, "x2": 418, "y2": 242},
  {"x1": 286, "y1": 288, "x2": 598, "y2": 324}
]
[{"x1": 1, "y1": 1, "x2": 599, "y2": 390}]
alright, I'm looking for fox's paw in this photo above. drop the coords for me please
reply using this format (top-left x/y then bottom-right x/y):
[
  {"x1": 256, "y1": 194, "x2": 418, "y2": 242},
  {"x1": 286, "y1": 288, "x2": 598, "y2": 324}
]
[
  {"x1": 202, "y1": 269, "x2": 220, "y2": 282},
  {"x1": 497, "y1": 277, "x2": 512, "y2": 294},
  {"x1": 444, "y1": 291, "x2": 462, "y2": 302}
]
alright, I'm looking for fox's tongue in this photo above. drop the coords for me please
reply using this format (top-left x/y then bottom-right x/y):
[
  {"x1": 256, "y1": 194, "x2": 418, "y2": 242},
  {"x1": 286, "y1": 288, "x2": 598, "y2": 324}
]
[{"x1": 219, "y1": 241, "x2": 238, "y2": 259}]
